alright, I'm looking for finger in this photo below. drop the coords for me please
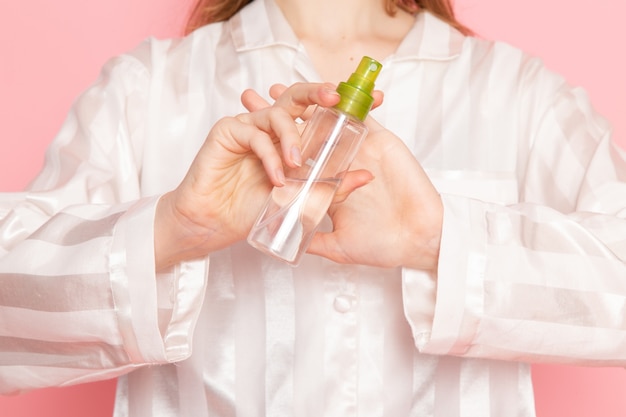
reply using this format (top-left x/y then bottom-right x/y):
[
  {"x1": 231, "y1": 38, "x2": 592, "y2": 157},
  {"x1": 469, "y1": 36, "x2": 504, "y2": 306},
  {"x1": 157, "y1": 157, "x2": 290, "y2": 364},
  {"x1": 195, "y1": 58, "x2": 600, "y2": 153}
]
[
  {"x1": 268, "y1": 83, "x2": 288, "y2": 100},
  {"x1": 238, "y1": 107, "x2": 303, "y2": 168},
  {"x1": 307, "y1": 231, "x2": 349, "y2": 265},
  {"x1": 270, "y1": 82, "x2": 341, "y2": 119},
  {"x1": 215, "y1": 117, "x2": 286, "y2": 186},
  {"x1": 246, "y1": 83, "x2": 341, "y2": 117},
  {"x1": 333, "y1": 169, "x2": 374, "y2": 204},
  {"x1": 243, "y1": 83, "x2": 342, "y2": 167},
  {"x1": 272, "y1": 84, "x2": 383, "y2": 120},
  {"x1": 270, "y1": 84, "x2": 312, "y2": 122},
  {"x1": 246, "y1": 130, "x2": 286, "y2": 186},
  {"x1": 271, "y1": 85, "x2": 382, "y2": 107},
  {"x1": 371, "y1": 90, "x2": 384, "y2": 110},
  {"x1": 241, "y1": 88, "x2": 271, "y2": 112}
]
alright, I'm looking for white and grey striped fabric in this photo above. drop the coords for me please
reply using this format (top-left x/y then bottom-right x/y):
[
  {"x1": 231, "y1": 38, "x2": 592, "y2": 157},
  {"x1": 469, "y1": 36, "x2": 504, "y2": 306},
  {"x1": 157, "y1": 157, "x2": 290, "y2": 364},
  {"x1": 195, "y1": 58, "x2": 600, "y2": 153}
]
[{"x1": 1, "y1": 0, "x2": 625, "y2": 415}]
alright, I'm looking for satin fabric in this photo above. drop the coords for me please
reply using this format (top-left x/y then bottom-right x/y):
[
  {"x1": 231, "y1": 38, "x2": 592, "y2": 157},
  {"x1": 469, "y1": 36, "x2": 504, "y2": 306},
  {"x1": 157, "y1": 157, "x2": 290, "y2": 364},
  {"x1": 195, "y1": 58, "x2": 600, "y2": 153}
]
[{"x1": 1, "y1": 0, "x2": 625, "y2": 415}]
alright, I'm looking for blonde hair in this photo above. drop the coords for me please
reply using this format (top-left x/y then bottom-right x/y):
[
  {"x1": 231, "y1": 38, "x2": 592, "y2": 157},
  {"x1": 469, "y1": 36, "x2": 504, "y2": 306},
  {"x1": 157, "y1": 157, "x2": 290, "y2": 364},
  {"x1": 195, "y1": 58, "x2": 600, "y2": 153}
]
[{"x1": 185, "y1": 0, "x2": 472, "y2": 35}]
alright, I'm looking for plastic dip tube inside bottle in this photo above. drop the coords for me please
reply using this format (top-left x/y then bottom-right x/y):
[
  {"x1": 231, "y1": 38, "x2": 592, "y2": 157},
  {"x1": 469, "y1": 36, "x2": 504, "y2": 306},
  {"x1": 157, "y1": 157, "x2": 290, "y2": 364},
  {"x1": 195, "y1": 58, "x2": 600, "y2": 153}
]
[{"x1": 247, "y1": 56, "x2": 382, "y2": 266}]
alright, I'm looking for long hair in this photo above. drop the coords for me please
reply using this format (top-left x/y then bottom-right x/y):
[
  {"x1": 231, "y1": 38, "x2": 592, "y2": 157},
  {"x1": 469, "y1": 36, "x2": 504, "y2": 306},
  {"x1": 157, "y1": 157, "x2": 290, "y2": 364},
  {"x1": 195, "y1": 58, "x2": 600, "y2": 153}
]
[{"x1": 185, "y1": 0, "x2": 472, "y2": 35}]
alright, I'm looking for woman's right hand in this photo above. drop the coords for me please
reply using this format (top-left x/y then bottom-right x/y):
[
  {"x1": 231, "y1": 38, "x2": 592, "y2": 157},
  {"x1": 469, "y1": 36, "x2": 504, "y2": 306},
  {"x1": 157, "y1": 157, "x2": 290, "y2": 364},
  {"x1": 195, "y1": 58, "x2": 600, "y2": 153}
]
[{"x1": 154, "y1": 83, "x2": 343, "y2": 270}]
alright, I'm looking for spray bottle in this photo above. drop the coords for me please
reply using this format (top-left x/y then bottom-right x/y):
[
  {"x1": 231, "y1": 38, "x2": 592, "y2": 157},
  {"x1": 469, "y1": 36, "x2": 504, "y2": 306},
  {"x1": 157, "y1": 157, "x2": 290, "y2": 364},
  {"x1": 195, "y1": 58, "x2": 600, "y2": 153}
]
[{"x1": 247, "y1": 56, "x2": 382, "y2": 266}]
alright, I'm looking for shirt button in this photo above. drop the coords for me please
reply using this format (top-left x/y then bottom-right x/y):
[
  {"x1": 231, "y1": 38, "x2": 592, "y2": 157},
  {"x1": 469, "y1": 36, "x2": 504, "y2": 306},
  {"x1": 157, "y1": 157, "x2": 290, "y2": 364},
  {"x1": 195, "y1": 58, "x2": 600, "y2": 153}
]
[{"x1": 333, "y1": 294, "x2": 358, "y2": 313}]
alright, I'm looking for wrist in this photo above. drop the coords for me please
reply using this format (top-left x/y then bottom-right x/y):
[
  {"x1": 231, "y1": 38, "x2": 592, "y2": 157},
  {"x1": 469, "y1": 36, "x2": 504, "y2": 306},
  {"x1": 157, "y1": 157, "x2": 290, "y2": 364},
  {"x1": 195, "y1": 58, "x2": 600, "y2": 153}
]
[
  {"x1": 403, "y1": 196, "x2": 443, "y2": 273},
  {"x1": 154, "y1": 191, "x2": 215, "y2": 271}
]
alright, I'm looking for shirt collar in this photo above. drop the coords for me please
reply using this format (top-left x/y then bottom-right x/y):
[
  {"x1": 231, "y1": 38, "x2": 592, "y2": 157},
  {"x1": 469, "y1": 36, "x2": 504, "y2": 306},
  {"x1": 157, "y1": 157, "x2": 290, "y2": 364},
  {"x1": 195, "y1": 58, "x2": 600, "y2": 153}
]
[
  {"x1": 229, "y1": 0, "x2": 300, "y2": 52},
  {"x1": 229, "y1": 0, "x2": 465, "y2": 61}
]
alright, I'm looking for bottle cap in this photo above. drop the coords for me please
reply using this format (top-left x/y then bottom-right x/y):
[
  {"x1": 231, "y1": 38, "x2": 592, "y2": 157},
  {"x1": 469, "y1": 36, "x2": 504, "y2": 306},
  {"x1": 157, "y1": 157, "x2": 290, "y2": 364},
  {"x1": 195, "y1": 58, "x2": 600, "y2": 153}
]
[{"x1": 335, "y1": 56, "x2": 382, "y2": 121}]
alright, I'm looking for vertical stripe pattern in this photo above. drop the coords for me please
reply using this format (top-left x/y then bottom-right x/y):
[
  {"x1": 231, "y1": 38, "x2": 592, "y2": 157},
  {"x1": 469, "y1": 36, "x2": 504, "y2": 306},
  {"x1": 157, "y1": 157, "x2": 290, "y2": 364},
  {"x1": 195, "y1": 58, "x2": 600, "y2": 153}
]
[{"x1": 1, "y1": 0, "x2": 625, "y2": 416}]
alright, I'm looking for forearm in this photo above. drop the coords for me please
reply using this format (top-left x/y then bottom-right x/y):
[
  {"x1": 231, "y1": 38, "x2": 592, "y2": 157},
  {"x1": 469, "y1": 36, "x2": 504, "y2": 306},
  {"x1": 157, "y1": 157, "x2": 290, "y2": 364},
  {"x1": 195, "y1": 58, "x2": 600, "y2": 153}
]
[
  {"x1": 404, "y1": 192, "x2": 626, "y2": 365},
  {"x1": 0, "y1": 197, "x2": 207, "y2": 393}
]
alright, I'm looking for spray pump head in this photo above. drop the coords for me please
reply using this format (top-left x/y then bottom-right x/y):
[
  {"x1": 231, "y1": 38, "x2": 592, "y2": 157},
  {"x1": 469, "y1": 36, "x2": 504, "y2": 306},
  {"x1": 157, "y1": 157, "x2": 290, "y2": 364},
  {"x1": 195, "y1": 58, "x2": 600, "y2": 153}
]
[{"x1": 334, "y1": 56, "x2": 382, "y2": 121}]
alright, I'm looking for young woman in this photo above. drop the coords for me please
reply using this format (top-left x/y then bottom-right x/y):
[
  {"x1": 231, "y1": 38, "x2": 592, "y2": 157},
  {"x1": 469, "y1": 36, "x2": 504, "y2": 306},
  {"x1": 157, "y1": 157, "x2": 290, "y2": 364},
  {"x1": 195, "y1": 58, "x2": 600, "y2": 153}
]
[{"x1": 1, "y1": 0, "x2": 625, "y2": 416}]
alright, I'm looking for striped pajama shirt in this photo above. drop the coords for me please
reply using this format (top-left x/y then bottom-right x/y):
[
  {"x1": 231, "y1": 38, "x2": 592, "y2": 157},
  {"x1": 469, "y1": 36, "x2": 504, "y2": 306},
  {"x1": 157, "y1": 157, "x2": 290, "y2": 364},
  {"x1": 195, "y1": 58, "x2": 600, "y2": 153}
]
[{"x1": 1, "y1": 0, "x2": 625, "y2": 415}]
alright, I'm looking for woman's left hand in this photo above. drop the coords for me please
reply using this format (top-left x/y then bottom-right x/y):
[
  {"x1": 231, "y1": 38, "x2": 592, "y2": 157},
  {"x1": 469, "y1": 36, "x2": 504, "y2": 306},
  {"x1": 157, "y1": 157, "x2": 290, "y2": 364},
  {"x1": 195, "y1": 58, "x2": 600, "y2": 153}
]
[{"x1": 307, "y1": 116, "x2": 443, "y2": 271}]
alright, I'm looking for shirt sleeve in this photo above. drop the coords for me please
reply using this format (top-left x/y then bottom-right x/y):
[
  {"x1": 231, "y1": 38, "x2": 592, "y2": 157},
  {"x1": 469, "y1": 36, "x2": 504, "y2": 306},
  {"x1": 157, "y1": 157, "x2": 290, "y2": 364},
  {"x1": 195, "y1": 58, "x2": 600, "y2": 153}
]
[
  {"x1": 402, "y1": 56, "x2": 626, "y2": 365},
  {"x1": 0, "y1": 43, "x2": 207, "y2": 394}
]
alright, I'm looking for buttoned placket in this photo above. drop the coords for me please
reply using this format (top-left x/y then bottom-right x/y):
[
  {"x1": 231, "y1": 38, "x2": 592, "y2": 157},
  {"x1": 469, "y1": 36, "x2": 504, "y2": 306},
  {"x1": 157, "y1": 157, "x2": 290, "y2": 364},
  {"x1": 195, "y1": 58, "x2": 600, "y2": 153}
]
[{"x1": 323, "y1": 263, "x2": 360, "y2": 416}]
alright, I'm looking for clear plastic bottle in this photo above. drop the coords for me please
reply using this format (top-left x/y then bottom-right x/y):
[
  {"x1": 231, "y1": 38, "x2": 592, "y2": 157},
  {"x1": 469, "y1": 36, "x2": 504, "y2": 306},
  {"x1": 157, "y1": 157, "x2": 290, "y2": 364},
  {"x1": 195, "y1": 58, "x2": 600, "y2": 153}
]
[{"x1": 247, "y1": 56, "x2": 382, "y2": 266}]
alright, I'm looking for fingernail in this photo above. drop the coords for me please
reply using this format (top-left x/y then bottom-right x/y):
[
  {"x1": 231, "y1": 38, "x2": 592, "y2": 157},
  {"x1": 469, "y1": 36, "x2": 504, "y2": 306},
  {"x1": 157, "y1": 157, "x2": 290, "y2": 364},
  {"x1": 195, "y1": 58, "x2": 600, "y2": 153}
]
[
  {"x1": 290, "y1": 146, "x2": 302, "y2": 167},
  {"x1": 323, "y1": 87, "x2": 340, "y2": 97}
]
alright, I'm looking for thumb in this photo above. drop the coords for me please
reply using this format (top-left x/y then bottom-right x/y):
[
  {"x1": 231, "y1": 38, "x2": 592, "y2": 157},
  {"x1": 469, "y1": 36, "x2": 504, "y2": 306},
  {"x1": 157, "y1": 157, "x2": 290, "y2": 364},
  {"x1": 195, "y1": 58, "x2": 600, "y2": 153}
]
[
  {"x1": 332, "y1": 169, "x2": 374, "y2": 204},
  {"x1": 307, "y1": 230, "x2": 345, "y2": 264}
]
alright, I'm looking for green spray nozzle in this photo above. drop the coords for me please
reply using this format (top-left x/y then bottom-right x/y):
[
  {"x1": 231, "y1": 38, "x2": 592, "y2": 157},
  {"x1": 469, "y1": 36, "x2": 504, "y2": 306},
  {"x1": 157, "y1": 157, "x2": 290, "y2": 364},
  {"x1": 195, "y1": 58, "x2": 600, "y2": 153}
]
[{"x1": 335, "y1": 56, "x2": 382, "y2": 121}]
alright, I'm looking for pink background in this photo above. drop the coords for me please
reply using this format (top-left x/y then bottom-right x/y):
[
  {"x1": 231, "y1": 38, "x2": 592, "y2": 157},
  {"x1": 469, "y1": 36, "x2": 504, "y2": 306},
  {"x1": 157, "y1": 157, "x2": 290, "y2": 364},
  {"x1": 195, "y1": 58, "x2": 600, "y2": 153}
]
[{"x1": 1, "y1": 0, "x2": 625, "y2": 415}]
